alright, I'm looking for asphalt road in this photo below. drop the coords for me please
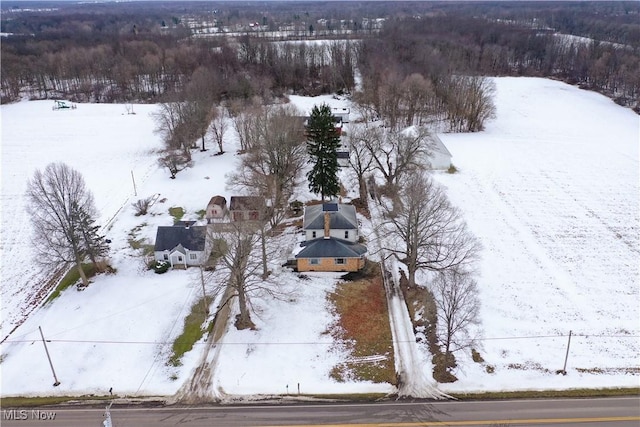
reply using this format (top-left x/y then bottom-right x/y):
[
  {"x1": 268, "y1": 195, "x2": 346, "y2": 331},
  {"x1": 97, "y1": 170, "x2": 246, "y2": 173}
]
[{"x1": 2, "y1": 397, "x2": 639, "y2": 427}]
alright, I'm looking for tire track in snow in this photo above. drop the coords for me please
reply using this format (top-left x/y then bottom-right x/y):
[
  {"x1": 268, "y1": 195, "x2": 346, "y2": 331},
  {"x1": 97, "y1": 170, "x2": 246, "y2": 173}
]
[{"x1": 175, "y1": 284, "x2": 235, "y2": 403}]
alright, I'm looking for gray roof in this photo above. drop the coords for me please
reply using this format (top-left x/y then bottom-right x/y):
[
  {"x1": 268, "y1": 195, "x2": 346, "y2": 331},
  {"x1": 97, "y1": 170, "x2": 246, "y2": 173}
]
[
  {"x1": 295, "y1": 238, "x2": 367, "y2": 259},
  {"x1": 154, "y1": 225, "x2": 206, "y2": 252},
  {"x1": 303, "y1": 203, "x2": 357, "y2": 231}
]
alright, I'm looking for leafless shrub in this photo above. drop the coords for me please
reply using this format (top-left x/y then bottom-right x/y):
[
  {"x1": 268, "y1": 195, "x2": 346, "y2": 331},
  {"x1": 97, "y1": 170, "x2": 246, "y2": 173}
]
[{"x1": 132, "y1": 196, "x2": 153, "y2": 216}]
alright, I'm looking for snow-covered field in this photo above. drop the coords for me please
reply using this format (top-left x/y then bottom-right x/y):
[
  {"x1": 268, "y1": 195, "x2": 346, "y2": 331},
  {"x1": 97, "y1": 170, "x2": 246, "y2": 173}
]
[
  {"x1": 0, "y1": 77, "x2": 638, "y2": 397},
  {"x1": 1, "y1": 102, "x2": 160, "y2": 338},
  {"x1": 434, "y1": 77, "x2": 639, "y2": 392}
]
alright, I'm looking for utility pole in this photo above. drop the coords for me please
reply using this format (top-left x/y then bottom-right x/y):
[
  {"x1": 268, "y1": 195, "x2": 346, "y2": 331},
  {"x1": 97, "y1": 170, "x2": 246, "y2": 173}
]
[
  {"x1": 131, "y1": 170, "x2": 137, "y2": 196},
  {"x1": 200, "y1": 266, "x2": 209, "y2": 315},
  {"x1": 39, "y1": 326, "x2": 60, "y2": 386},
  {"x1": 561, "y1": 330, "x2": 572, "y2": 375}
]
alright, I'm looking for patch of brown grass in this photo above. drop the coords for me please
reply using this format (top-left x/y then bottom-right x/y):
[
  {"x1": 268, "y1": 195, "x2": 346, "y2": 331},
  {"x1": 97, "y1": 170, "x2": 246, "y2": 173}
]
[
  {"x1": 351, "y1": 197, "x2": 371, "y2": 219},
  {"x1": 328, "y1": 268, "x2": 396, "y2": 384}
]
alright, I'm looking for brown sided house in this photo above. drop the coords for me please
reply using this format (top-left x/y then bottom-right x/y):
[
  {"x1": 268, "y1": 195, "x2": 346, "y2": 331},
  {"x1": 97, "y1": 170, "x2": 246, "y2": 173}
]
[
  {"x1": 229, "y1": 196, "x2": 266, "y2": 222},
  {"x1": 206, "y1": 195, "x2": 227, "y2": 223}
]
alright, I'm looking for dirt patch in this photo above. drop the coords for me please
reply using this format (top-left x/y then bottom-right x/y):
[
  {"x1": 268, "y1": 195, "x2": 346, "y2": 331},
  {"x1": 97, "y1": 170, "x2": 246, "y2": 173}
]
[{"x1": 328, "y1": 266, "x2": 396, "y2": 385}]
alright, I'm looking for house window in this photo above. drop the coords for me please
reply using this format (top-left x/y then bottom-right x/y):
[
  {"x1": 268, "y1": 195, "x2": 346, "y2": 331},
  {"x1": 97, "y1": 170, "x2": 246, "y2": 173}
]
[
  {"x1": 163, "y1": 254, "x2": 168, "y2": 261},
  {"x1": 309, "y1": 258, "x2": 319, "y2": 265},
  {"x1": 249, "y1": 211, "x2": 259, "y2": 220},
  {"x1": 335, "y1": 258, "x2": 346, "y2": 265},
  {"x1": 312, "y1": 231, "x2": 317, "y2": 238},
  {"x1": 178, "y1": 256, "x2": 183, "y2": 262},
  {"x1": 189, "y1": 253, "x2": 197, "y2": 260},
  {"x1": 344, "y1": 231, "x2": 349, "y2": 239}
]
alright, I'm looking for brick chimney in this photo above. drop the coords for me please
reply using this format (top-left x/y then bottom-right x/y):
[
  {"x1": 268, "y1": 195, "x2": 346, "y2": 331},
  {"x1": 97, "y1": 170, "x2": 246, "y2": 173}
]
[{"x1": 324, "y1": 211, "x2": 331, "y2": 239}]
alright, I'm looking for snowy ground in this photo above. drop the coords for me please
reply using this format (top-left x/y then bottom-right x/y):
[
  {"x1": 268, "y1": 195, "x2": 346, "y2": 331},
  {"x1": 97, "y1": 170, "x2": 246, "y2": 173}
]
[
  {"x1": 1, "y1": 102, "x2": 160, "y2": 339},
  {"x1": 1, "y1": 78, "x2": 638, "y2": 397},
  {"x1": 433, "y1": 77, "x2": 639, "y2": 392}
]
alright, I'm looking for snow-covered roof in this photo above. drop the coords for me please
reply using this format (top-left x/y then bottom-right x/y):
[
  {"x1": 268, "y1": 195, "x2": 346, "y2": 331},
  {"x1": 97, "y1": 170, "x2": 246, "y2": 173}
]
[{"x1": 431, "y1": 134, "x2": 452, "y2": 158}]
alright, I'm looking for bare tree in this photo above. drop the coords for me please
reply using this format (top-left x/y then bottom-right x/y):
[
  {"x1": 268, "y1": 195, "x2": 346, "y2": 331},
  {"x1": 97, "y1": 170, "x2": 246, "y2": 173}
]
[
  {"x1": 432, "y1": 267, "x2": 480, "y2": 358},
  {"x1": 158, "y1": 150, "x2": 190, "y2": 179},
  {"x1": 345, "y1": 125, "x2": 374, "y2": 200},
  {"x1": 185, "y1": 66, "x2": 218, "y2": 152},
  {"x1": 230, "y1": 105, "x2": 262, "y2": 153},
  {"x1": 442, "y1": 76, "x2": 496, "y2": 132},
  {"x1": 377, "y1": 70, "x2": 405, "y2": 130},
  {"x1": 153, "y1": 88, "x2": 212, "y2": 160},
  {"x1": 401, "y1": 73, "x2": 435, "y2": 127},
  {"x1": 152, "y1": 101, "x2": 184, "y2": 151},
  {"x1": 208, "y1": 219, "x2": 289, "y2": 330},
  {"x1": 228, "y1": 105, "x2": 306, "y2": 228},
  {"x1": 366, "y1": 125, "x2": 432, "y2": 187},
  {"x1": 211, "y1": 222, "x2": 260, "y2": 330},
  {"x1": 26, "y1": 163, "x2": 107, "y2": 287},
  {"x1": 209, "y1": 106, "x2": 228, "y2": 154},
  {"x1": 384, "y1": 171, "x2": 480, "y2": 288}
]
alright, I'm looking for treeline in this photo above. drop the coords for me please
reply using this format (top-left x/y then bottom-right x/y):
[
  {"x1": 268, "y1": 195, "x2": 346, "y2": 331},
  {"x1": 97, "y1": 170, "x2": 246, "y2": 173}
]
[
  {"x1": 2, "y1": 2, "x2": 639, "y2": 111},
  {"x1": 1, "y1": 35, "x2": 357, "y2": 103},
  {"x1": 358, "y1": 14, "x2": 640, "y2": 113}
]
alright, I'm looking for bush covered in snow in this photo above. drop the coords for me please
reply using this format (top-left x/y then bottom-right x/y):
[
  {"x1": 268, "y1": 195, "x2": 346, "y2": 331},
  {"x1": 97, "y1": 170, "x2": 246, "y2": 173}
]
[{"x1": 153, "y1": 260, "x2": 170, "y2": 274}]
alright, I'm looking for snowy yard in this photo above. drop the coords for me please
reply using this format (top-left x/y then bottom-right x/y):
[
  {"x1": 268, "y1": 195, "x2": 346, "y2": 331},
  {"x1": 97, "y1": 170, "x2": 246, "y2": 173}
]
[{"x1": 0, "y1": 78, "x2": 638, "y2": 398}]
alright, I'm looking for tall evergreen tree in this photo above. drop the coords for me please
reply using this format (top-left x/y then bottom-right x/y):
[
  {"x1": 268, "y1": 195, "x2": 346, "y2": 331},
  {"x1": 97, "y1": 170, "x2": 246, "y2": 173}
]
[
  {"x1": 72, "y1": 202, "x2": 110, "y2": 268},
  {"x1": 306, "y1": 104, "x2": 341, "y2": 200}
]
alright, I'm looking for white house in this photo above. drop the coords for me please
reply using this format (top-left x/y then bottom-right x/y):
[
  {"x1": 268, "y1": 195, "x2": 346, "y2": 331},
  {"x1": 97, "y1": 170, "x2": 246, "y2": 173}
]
[
  {"x1": 154, "y1": 223, "x2": 209, "y2": 268},
  {"x1": 331, "y1": 107, "x2": 350, "y2": 124},
  {"x1": 303, "y1": 203, "x2": 359, "y2": 242},
  {"x1": 428, "y1": 134, "x2": 453, "y2": 170}
]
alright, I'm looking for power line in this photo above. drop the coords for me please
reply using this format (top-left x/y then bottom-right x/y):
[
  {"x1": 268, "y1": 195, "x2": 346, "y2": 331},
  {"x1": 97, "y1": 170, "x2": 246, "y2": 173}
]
[{"x1": 4, "y1": 334, "x2": 639, "y2": 346}]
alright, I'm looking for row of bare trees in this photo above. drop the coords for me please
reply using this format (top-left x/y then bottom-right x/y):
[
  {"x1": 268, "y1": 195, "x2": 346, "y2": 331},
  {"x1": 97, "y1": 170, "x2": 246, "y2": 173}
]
[
  {"x1": 1, "y1": 35, "x2": 357, "y2": 103},
  {"x1": 359, "y1": 15, "x2": 639, "y2": 111},
  {"x1": 354, "y1": 68, "x2": 497, "y2": 132},
  {"x1": 2, "y1": 2, "x2": 637, "y2": 108},
  {"x1": 346, "y1": 125, "x2": 440, "y2": 200},
  {"x1": 228, "y1": 105, "x2": 307, "y2": 227},
  {"x1": 347, "y1": 120, "x2": 481, "y2": 373},
  {"x1": 202, "y1": 105, "x2": 308, "y2": 330}
]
